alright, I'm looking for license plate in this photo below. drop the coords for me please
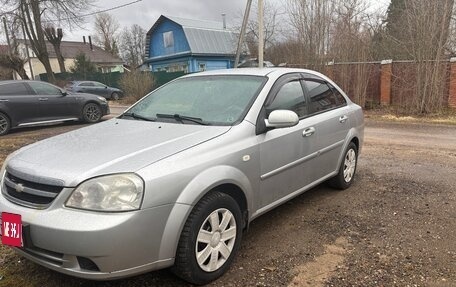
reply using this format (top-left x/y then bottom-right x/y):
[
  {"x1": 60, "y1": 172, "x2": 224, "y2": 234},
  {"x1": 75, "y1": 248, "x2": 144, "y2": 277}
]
[{"x1": 1, "y1": 212, "x2": 23, "y2": 247}]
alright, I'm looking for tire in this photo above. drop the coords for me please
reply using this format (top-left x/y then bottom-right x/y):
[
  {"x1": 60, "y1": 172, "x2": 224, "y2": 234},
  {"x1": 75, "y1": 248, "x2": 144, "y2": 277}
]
[
  {"x1": 82, "y1": 103, "x2": 102, "y2": 123},
  {"x1": 329, "y1": 142, "x2": 358, "y2": 190},
  {"x1": 0, "y1": 112, "x2": 11, "y2": 136},
  {"x1": 111, "y1": 92, "x2": 120, "y2": 101},
  {"x1": 172, "y1": 192, "x2": 243, "y2": 285}
]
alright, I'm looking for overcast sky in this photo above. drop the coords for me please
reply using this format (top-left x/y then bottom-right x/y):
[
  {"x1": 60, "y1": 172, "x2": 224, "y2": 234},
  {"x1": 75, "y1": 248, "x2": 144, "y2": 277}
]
[{"x1": 63, "y1": 0, "x2": 391, "y2": 42}]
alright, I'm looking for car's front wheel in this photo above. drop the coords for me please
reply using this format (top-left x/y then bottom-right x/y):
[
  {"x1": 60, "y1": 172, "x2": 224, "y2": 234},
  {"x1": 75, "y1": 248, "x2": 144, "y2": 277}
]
[
  {"x1": 329, "y1": 142, "x2": 358, "y2": 189},
  {"x1": 172, "y1": 192, "x2": 242, "y2": 285},
  {"x1": 82, "y1": 103, "x2": 102, "y2": 123},
  {"x1": 0, "y1": 112, "x2": 11, "y2": 136}
]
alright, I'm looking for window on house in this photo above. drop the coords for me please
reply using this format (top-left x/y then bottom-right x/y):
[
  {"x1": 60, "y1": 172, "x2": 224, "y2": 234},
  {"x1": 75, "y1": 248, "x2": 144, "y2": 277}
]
[
  {"x1": 199, "y1": 63, "x2": 206, "y2": 72},
  {"x1": 163, "y1": 31, "x2": 174, "y2": 48}
]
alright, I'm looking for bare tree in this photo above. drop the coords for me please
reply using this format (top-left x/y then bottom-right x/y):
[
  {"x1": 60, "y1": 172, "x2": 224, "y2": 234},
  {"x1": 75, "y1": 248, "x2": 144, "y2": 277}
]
[
  {"x1": 93, "y1": 12, "x2": 120, "y2": 56},
  {"x1": 0, "y1": 14, "x2": 29, "y2": 79},
  {"x1": 0, "y1": 54, "x2": 29, "y2": 80},
  {"x1": 329, "y1": 0, "x2": 373, "y2": 107},
  {"x1": 119, "y1": 24, "x2": 146, "y2": 68},
  {"x1": 1, "y1": 0, "x2": 91, "y2": 82},
  {"x1": 287, "y1": 0, "x2": 336, "y2": 67},
  {"x1": 402, "y1": 0, "x2": 454, "y2": 113},
  {"x1": 44, "y1": 26, "x2": 66, "y2": 73},
  {"x1": 234, "y1": 1, "x2": 282, "y2": 60}
]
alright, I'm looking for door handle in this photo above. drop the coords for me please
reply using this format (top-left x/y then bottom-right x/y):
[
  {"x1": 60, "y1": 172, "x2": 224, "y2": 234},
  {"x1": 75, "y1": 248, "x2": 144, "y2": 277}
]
[
  {"x1": 339, "y1": 115, "x2": 348, "y2": 123},
  {"x1": 38, "y1": 98, "x2": 49, "y2": 101},
  {"x1": 0, "y1": 99, "x2": 9, "y2": 102},
  {"x1": 303, "y1": 127, "x2": 316, "y2": 137}
]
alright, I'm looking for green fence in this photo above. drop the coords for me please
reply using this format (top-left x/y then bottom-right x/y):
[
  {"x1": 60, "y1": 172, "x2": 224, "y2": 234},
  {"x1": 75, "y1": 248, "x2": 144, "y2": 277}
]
[{"x1": 39, "y1": 71, "x2": 185, "y2": 89}]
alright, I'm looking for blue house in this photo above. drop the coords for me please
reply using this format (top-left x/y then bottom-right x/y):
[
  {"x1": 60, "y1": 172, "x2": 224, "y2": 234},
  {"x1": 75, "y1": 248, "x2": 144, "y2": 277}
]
[{"x1": 144, "y1": 15, "x2": 237, "y2": 73}]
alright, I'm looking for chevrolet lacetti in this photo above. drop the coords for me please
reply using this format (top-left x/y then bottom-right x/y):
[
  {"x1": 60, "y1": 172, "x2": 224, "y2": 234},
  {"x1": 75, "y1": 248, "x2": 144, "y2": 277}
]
[{"x1": 0, "y1": 68, "x2": 364, "y2": 285}]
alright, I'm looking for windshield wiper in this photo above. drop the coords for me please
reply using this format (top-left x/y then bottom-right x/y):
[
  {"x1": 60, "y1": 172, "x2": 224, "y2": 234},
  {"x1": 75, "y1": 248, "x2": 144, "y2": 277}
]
[
  {"x1": 156, "y1": 113, "x2": 209, "y2": 125},
  {"x1": 121, "y1": 112, "x2": 156, "y2": 122}
]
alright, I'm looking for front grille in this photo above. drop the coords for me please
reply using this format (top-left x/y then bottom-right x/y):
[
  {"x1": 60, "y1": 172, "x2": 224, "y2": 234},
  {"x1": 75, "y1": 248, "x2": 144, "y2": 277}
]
[{"x1": 2, "y1": 172, "x2": 63, "y2": 209}]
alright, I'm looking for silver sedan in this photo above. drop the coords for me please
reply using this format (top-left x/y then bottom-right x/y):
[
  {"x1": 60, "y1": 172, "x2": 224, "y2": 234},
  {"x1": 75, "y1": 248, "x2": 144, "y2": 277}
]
[{"x1": 0, "y1": 68, "x2": 364, "y2": 284}]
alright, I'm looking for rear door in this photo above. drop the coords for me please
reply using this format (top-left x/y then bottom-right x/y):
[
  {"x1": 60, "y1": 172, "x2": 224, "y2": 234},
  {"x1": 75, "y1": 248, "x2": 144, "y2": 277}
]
[
  {"x1": 76, "y1": 82, "x2": 95, "y2": 94},
  {"x1": 26, "y1": 81, "x2": 77, "y2": 120},
  {"x1": 302, "y1": 75, "x2": 351, "y2": 181},
  {"x1": 0, "y1": 82, "x2": 40, "y2": 125}
]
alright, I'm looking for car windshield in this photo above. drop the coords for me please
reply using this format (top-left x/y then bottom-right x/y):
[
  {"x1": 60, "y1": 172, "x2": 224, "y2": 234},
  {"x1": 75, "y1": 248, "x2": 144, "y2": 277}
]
[{"x1": 124, "y1": 75, "x2": 266, "y2": 125}]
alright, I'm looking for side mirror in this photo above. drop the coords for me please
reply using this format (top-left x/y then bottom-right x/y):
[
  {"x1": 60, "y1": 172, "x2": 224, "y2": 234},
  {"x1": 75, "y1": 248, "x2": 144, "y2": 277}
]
[
  {"x1": 105, "y1": 86, "x2": 108, "y2": 89},
  {"x1": 61, "y1": 90, "x2": 68, "y2": 96},
  {"x1": 265, "y1": 110, "x2": 299, "y2": 129}
]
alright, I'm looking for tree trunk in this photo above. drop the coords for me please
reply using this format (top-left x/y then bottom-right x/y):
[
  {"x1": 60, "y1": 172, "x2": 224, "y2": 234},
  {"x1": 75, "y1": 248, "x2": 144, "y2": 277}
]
[
  {"x1": 22, "y1": 0, "x2": 56, "y2": 83},
  {"x1": 53, "y1": 44, "x2": 66, "y2": 73},
  {"x1": 0, "y1": 54, "x2": 30, "y2": 80}
]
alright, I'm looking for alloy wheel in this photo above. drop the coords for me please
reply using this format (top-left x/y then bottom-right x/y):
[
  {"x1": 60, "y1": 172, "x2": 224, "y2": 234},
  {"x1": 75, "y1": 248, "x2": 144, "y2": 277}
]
[{"x1": 343, "y1": 148, "x2": 357, "y2": 183}]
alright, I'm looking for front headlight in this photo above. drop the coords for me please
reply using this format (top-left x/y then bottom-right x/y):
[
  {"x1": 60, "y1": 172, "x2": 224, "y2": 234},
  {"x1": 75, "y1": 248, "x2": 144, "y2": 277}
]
[
  {"x1": 97, "y1": 96, "x2": 107, "y2": 102},
  {"x1": 66, "y1": 173, "x2": 144, "y2": 212}
]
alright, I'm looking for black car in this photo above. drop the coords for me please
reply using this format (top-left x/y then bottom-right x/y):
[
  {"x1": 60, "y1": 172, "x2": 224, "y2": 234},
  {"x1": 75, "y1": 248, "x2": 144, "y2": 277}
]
[
  {"x1": 0, "y1": 80, "x2": 110, "y2": 136},
  {"x1": 65, "y1": 81, "x2": 123, "y2": 100}
]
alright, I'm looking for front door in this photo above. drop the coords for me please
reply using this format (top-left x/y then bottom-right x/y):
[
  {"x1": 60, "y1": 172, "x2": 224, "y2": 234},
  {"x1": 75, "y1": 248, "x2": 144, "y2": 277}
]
[
  {"x1": 258, "y1": 74, "x2": 319, "y2": 209},
  {"x1": 26, "y1": 82, "x2": 74, "y2": 121}
]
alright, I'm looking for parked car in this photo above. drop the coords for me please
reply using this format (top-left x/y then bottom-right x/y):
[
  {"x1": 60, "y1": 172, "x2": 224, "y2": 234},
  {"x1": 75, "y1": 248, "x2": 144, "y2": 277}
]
[
  {"x1": 0, "y1": 68, "x2": 363, "y2": 284},
  {"x1": 238, "y1": 58, "x2": 275, "y2": 68},
  {"x1": 0, "y1": 80, "x2": 109, "y2": 136},
  {"x1": 65, "y1": 81, "x2": 123, "y2": 100}
]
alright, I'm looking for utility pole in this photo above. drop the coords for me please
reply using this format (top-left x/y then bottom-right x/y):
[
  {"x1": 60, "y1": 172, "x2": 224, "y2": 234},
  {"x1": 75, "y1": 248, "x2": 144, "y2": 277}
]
[
  {"x1": 258, "y1": 0, "x2": 264, "y2": 68},
  {"x1": 235, "y1": 0, "x2": 253, "y2": 68}
]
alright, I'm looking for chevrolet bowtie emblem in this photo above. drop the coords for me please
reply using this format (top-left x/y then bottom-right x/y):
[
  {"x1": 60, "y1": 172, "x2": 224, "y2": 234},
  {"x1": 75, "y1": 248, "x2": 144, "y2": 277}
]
[{"x1": 15, "y1": 183, "x2": 25, "y2": 193}]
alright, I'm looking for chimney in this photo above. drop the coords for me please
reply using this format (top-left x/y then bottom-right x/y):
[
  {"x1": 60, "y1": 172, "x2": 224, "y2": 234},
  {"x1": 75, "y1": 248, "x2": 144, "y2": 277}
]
[
  {"x1": 88, "y1": 36, "x2": 93, "y2": 50},
  {"x1": 83, "y1": 36, "x2": 86, "y2": 44},
  {"x1": 222, "y1": 13, "x2": 226, "y2": 29}
]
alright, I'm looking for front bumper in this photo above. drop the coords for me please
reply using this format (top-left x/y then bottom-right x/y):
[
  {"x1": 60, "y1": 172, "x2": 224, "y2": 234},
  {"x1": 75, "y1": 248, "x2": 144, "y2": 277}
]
[
  {"x1": 0, "y1": 194, "x2": 190, "y2": 280},
  {"x1": 101, "y1": 102, "x2": 110, "y2": 116}
]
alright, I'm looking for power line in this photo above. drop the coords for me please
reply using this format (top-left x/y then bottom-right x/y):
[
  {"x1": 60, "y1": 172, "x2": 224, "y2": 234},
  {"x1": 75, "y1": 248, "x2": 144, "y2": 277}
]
[{"x1": 42, "y1": 0, "x2": 142, "y2": 23}]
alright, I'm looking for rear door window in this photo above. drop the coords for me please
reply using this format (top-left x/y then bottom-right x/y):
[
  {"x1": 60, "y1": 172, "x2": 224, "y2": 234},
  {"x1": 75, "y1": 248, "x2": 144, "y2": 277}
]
[
  {"x1": 79, "y1": 82, "x2": 94, "y2": 87},
  {"x1": 0, "y1": 83, "x2": 30, "y2": 96},
  {"x1": 304, "y1": 79, "x2": 343, "y2": 114},
  {"x1": 27, "y1": 82, "x2": 62, "y2": 95}
]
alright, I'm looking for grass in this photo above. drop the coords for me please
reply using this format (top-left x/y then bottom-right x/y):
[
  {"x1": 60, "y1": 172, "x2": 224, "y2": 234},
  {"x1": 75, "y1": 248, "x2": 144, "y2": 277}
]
[{"x1": 365, "y1": 108, "x2": 456, "y2": 125}]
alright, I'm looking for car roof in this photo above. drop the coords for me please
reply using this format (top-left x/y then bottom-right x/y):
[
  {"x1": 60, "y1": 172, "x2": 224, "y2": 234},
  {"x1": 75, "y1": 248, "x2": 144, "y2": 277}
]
[
  {"x1": 0, "y1": 80, "x2": 55, "y2": 86},
  {"x1": 182, "y1": 67, "x2": 324, "y2": 78}
]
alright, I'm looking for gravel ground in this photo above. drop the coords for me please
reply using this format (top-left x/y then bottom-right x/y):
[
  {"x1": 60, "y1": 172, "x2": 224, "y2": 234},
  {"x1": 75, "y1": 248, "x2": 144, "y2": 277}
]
[{"x1": 0, "y1": 118, "x2": 455, "y2": 287}]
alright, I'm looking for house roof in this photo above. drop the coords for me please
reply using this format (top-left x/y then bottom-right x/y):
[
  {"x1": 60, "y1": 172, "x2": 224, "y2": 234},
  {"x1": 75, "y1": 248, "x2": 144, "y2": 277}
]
[
  {"x1": 146, "y1": 15, "x2": 237, "y2": 58},
  {"x1": 17, "y1": 40, "x2": 123, "y2": 64}
]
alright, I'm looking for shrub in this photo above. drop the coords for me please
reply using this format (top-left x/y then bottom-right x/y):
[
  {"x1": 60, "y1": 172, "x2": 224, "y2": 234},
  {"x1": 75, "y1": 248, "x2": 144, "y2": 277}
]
[{"x1": 119, "y1": 70, "x2": 155, "y2": 103}]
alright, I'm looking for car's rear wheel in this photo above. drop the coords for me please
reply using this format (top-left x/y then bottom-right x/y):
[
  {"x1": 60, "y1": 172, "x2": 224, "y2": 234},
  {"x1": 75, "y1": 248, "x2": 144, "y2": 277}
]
[
  {"x1": 82, "y1": 103, "x2": 102, "y2": 123},
  {"x1": 0, "y1": 112, "x2": 11, "y2": 136},
  {"x1": 111, "y1": 92, "x2": 120, "y2": 101},
  {"x1": 172, "y1": 192, "x2": 242, "y2": 285},
  {"x1": 329, "y1": 142, "x2": 358, "y2": 189}
]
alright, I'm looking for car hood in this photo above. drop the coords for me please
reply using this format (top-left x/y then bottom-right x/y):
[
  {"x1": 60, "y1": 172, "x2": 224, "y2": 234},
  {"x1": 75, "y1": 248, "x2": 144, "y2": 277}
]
[{"x1": 6, "y1": 119, "x2": 231, "y2": 187}]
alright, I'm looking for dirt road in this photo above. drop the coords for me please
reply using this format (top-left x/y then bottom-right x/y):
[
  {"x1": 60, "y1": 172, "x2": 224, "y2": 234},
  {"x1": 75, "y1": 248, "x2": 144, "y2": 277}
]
[{"x1": 0, "y1": 119, "x2": 455, "y2": 287}]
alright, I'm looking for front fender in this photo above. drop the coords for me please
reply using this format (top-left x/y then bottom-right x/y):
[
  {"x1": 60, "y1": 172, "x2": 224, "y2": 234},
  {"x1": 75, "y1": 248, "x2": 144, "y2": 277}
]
[
  {"x1": 157, "y1": 165, "x2": 254, "y2": 260},
  {"x1": 175, "y1": 165, "x2": 253, "y2": 210}
]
